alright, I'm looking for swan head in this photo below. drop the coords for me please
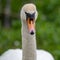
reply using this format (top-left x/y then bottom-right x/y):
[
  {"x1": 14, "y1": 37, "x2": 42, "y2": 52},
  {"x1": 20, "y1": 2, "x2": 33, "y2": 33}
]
[{"x1": 20, "y1": 3, "x2": 38, "y2": 35}]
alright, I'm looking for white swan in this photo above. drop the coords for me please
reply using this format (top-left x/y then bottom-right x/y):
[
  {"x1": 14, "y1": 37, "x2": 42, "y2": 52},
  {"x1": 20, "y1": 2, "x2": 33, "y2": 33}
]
[{"x1": 0, "y1": 3, "x2": 54, "y2": 60}]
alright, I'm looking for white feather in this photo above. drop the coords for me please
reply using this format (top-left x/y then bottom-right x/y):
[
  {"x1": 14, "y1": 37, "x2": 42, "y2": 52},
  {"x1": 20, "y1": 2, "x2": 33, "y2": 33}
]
[{"x1": 0, "y1": 49, "x2": 54, "y2": 60}]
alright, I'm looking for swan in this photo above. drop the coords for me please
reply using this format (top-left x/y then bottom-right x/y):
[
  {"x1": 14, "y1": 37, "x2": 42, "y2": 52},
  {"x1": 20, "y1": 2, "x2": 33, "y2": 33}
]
[{"x1": 0, "y1": 3, "x2": 54, "y2": 60}]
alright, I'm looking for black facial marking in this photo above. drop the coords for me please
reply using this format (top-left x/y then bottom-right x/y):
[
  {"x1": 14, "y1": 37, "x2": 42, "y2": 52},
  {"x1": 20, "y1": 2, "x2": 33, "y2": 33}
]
[{"x1": 25, "y1": 12, "x2": 35, "y2": 21}]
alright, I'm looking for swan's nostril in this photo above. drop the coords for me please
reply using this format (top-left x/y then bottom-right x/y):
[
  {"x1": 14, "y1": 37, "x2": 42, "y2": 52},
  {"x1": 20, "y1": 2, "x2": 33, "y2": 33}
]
[{"x1": 30, "y1": 30, "x2": 34, "y2": 35}]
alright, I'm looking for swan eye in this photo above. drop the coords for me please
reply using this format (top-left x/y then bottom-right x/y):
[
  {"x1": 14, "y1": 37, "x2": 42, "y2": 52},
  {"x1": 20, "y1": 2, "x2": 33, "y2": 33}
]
[{"x1": 25, "y1": 12, "x2": 28, "y2": 15}]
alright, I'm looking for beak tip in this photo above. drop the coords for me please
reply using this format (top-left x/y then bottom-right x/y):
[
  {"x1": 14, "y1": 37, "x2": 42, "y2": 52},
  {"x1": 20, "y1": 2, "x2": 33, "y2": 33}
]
[{"x1": 30, "y1": 30, "x2": 34, "y2": 35}]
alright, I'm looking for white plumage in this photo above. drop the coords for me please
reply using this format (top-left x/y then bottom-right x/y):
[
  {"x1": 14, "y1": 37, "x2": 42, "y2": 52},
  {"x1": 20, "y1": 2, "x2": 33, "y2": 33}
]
[
  {"x1": 0, "y1": 49, "x2": 54, "y2": 60},
  {"x1": 0, "y1": 3, "x2": 54, "y2": 60}
]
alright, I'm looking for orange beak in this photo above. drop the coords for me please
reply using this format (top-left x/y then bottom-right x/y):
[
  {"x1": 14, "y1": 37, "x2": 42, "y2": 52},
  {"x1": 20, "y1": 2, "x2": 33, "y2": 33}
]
[{"x1": 26, "y1": 18, "x2": 35, "y2": 35}]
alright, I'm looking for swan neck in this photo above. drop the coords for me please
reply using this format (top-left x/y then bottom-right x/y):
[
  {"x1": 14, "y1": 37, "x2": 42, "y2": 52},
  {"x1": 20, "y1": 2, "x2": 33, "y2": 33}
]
[{"x1": 22, "y1": 23, "x2": 37, "y2": 60}]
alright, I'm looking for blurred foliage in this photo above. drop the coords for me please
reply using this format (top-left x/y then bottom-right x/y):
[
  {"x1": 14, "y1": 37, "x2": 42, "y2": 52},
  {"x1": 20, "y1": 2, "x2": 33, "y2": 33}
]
[{"x1": 0, "y1": 0, "x2": 60, "y2": 60}]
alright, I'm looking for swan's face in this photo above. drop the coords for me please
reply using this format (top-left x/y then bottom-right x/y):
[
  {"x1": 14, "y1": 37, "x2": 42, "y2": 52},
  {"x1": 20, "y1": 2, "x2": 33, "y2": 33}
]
[{"x1": 20, "y1": 4, "x2": 38, "y2": 35}]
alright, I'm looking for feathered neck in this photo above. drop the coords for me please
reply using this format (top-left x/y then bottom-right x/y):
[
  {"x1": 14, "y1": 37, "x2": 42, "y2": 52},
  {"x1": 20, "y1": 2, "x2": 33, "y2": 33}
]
[{"x1": 21, "y1": 21, "x2": 37, "y2": 60}]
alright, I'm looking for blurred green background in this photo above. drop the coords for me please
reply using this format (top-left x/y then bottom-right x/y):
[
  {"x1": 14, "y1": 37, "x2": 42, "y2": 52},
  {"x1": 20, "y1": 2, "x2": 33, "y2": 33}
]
[{"x1": 0, "y1": 0, "x2": 60, "y2": 60}]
